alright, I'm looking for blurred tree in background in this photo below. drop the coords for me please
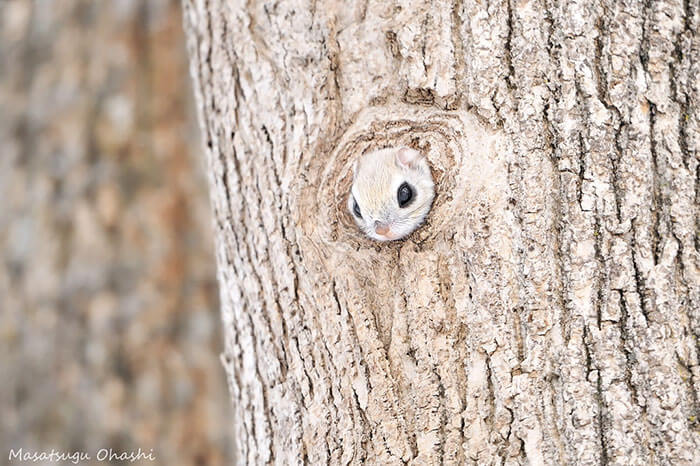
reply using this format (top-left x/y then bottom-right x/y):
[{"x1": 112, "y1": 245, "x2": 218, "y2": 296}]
[{"x1": 0, "y1": 1, "x2": 233, "y2": 464}]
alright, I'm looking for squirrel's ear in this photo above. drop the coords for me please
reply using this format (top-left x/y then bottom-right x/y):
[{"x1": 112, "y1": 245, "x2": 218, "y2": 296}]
[{"x1": 396, "y1": 147, "x2": 422, "y2": 169}]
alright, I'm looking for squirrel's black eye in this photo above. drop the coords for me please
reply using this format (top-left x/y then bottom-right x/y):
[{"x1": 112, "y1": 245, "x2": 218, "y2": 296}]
[
  {"x1": 397, "y1": 182, "x2": 414, "y2": 208},
  {"x1": 352, "y1": 198, "x2": 362, "y2": 218}
]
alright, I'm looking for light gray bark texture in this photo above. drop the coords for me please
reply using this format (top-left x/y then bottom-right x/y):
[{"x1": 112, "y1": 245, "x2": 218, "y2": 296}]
[{"x1": 183, "y1": 0, "x2": 699, "y2": 464}]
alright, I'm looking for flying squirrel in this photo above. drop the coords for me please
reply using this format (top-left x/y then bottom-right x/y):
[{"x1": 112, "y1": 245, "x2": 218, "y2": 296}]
[{"x1": 348, "y1": 146, "x2": 435, "y2": 241}]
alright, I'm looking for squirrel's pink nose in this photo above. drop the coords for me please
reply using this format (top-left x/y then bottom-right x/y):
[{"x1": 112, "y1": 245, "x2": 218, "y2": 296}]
[{"x1": 374, "y1": 221, "x2": 390, "y2": 235}]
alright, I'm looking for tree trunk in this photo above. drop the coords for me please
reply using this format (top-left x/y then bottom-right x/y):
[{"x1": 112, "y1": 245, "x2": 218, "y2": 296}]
[{"x1": 182, "y1": 0, "x2": 699, "y2": 464}]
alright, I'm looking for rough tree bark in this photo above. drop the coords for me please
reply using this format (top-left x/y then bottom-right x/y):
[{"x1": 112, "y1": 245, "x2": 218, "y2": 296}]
[{"x1": 183, "y1": 0, "x2": 699, "y2": 464}]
